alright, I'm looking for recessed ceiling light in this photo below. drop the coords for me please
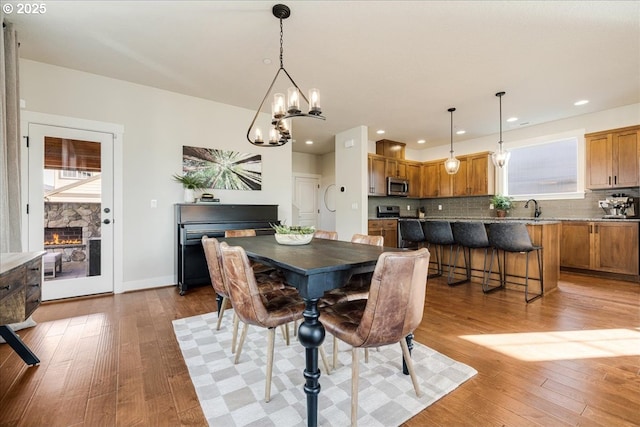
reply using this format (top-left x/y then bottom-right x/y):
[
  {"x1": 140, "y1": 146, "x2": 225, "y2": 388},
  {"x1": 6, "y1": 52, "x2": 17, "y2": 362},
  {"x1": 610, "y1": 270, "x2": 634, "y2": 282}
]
[
  {"x1": 574, "y1": 99, "x2": 589, "y2": 106},
  {"x1": 506, "y1": 117, "x2": 518, "y2": 122},
  {"x1": 417, "y1": 139, "x2": 426, "y2": 144},
  {"x1": 305, "y1": 140, "x2": 313, "y2": 145},
  {"x1": 456, "y1": 130, "x2": 466, "y2": 135},
  {"x1": 376, "y1": 130, "x2": 385, "y2": 135},
  {"x1": 263, "y1": 58, "x2": 272, "y2": 65}
]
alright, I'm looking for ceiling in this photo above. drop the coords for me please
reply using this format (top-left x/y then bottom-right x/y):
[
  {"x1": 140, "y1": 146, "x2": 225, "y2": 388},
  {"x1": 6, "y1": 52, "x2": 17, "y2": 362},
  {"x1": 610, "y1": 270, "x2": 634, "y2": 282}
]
[{"x1": 5, "y1": 1, "x2": 640, "y2": 155}]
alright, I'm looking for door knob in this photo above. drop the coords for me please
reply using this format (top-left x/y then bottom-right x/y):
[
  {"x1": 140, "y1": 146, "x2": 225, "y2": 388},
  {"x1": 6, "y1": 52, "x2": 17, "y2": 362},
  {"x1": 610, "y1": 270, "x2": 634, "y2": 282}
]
[{"x1": 103, "y1": 219, "x2": 111, "y2": 224}]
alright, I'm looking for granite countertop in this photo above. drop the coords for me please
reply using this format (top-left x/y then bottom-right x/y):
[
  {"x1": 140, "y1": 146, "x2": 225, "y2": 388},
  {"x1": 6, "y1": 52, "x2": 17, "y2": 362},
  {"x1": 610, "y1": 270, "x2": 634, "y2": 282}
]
[{"x1": 369, "y1": 216, "x2": 640, "y2": 223}]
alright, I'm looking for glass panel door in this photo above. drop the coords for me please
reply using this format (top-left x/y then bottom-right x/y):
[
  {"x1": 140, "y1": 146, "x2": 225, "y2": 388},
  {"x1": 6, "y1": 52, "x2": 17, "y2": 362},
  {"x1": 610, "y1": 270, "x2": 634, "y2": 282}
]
[{"x1": 28, "y1": 124, "x2": 113, "y2": 300}]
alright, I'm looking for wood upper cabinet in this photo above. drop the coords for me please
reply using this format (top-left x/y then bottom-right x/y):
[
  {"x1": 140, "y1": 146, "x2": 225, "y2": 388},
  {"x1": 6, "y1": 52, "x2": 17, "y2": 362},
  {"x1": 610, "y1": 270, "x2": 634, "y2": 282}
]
[
  {"x1": 367, "y1": 154, "x2": 386, "y2": 196},
  {"x1": 367, "y1": 219, "x2": 398, "y2": 248},
  {"x1": 386, "y1": 158, "x2": 407, "y2": 178},
  {"x1": 452, "y1": 153, "x2": 494, "y2": 196},
  {"x1": 376, "y1": 139, "x2": 406, "y2": 159},
  {"x1": 561, "y1": 221, "x2": 639, "y2": 276},
  {"x1": 406, "y1": 161, "x2": 422, "y2": 198},
  {"x1": 586, "y1": 126, "x2": 640, "y2": 189},
  {"x1": 421, "y1": 161, "x2": 440, "y2": 197}
]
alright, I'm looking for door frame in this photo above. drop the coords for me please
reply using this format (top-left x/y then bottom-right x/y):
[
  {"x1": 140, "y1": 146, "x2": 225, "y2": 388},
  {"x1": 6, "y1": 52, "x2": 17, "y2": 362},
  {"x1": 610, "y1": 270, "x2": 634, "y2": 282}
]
[{"x1": 20, "y1": 111, "x2": 124, "y2": 294}]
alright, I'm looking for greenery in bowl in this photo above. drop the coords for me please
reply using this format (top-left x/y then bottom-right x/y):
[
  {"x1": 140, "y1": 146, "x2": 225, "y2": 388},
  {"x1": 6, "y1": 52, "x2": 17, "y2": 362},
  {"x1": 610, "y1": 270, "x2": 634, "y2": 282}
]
[
  {"x1": 271, "y1": 223, "x2": 316, "y2": 235},
  {"x1": 490, "y1": 194, "x2": 514, "y2": 211},
  {"x1": 172, "y1": 173, "x2": 208, "y2": 190}
]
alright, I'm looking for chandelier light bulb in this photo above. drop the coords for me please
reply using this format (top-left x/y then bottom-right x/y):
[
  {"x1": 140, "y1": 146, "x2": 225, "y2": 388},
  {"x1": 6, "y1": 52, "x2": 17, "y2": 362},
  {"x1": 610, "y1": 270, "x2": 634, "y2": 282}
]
[
  {"x1": 308, "y1": 88, "x2": 321, "y2": 114},
  {"x1": 254, "y1": 128, "x2": 264, "y2": 144},
  {"x1": 287, "y1": 87, "x2": 301, "y2": 114}
]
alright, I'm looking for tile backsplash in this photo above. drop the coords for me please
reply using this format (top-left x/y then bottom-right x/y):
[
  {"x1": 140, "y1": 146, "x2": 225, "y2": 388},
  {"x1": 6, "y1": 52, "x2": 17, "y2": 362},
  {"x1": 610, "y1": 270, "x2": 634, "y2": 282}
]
[{"x1": 368, "y1": 187, "x2": 639, "y2": 219}]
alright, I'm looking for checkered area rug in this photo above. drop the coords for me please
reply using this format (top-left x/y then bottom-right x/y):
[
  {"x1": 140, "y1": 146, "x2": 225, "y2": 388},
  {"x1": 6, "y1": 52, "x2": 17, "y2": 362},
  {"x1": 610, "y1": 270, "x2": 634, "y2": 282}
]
[{"x1": 172, "y1": 311, "x2": 477, "y2": 427}]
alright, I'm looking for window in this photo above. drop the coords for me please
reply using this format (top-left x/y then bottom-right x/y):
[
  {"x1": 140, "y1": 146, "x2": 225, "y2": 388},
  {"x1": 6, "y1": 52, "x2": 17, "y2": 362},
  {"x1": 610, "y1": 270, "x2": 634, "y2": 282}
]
[{"x1": 505, "y1": 136, "x2": 581, "y2": 199}]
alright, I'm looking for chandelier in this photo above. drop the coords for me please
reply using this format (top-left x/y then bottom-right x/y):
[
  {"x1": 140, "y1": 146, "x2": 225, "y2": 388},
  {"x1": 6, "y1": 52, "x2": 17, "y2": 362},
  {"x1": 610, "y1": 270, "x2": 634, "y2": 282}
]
[
  {"x1": 491, "y1": 91, "x2": 510, "y2": 168},
  {"x1": 444, "y1": 107, "x2": 460, "y2": 174},
  {"x1": 246, "y1": 4, "x2": 325, "y2": 147}
]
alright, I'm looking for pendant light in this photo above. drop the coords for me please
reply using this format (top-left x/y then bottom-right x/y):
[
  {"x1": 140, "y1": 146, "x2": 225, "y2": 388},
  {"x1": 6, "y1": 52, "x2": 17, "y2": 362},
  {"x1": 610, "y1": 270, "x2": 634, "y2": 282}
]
[
  {"x1": 444, "y1": 107, "x2": 460, "y2": 174},
  {"x1": 246, "y1": 4, "x2": 326, "y2": 147},
  {"x1": 491, "y1": 91, "x2": 510, "y2": 168}
]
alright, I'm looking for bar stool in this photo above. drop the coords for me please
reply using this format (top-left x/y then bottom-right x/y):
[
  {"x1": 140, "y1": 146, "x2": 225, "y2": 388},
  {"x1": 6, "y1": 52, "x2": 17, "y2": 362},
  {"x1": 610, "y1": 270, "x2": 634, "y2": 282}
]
[
  {"x1": 421, "y1": 221, "x2": 455, "y2": 279},
  {"x1": 449, "y1": 222, "x2": 493, "y2": 286},
  {"x1": 485, "y1": 223, "x2": 544, "y2": 303},
  {"x1": 398, "y1": 220, "x2": 425, "y2": 249}
]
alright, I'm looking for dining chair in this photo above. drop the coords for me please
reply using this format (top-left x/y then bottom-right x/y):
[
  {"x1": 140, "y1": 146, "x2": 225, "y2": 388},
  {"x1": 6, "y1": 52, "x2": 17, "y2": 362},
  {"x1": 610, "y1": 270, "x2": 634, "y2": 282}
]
[
  {"x1": 224, "y1": 229, "x2": 257, "y2": 237},
  {"x1": 314, "y1": 230, "x2": 338, "y2": 240},
  {"x1": 320, "y1": 248, "x2": 431, "y2": 427},
  {"x1": 219, "y1": 241, "x2": 330, "y2": 402},
  {"x1": 202, "y1": 236, "x2": 295, "y2": 352}
]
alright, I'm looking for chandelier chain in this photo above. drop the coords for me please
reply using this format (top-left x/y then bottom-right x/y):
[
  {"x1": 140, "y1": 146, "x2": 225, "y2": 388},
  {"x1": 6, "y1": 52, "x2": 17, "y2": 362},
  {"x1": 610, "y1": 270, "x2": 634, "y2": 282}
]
[{"x1": 279, "y1": 18, "x2": 284, "y2": 69}]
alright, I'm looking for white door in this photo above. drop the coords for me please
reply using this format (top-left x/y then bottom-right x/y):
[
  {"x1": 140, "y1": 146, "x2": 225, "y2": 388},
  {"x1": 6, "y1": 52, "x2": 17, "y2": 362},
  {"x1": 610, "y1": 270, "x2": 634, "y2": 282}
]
[
  {"x1": 293, "y1": 175, "x2": 319, "y2": 228},
  {"x1": 27, "y1": 123, "x2": 114, "y2": 300}
]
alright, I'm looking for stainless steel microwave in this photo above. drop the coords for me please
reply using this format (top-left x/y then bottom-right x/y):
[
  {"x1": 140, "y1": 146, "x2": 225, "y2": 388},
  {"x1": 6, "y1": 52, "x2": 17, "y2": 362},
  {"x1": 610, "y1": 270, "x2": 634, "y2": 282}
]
[{"x1": 387, "y1": 177, "x2": 409, "y2": 197}]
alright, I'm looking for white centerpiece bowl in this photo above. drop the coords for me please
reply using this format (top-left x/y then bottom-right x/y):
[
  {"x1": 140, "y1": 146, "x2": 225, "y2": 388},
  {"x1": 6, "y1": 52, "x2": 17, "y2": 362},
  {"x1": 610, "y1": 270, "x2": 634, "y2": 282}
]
[{"x1": 274, "y1": 233, "x2": 313, "y2": 245}]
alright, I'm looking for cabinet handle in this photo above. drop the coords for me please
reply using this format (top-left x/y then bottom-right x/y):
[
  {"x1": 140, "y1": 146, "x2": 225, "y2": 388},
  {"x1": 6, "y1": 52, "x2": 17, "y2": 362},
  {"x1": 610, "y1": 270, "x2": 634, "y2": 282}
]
[
  {"x1": 0, "y1": 285, "x2": 9, "y2": 291},
  {"x1": 608, "y1": 176, "x2": 611, "y2": 185},
  {"x1": 29, "y1": 283, "x2": 40, "y2": 288},
  {"x1": 29, "y1": 267, "x2": 40, "y2": 271},
  {"x1": 614, "y1": 176, "x2": 617, "y2": 185}
]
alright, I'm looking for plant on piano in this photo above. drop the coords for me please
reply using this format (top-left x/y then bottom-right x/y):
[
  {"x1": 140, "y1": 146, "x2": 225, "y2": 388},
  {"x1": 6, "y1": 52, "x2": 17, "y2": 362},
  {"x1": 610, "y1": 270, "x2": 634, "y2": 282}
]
[{"x1": 172, "y1": 173, "x2": 208, "y2": 190}]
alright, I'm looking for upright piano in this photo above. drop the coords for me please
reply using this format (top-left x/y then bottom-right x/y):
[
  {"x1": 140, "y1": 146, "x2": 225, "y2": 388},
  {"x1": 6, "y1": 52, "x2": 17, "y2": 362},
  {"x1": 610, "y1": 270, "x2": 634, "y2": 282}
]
[{"x1": 175, "y1": 203, "x2": 279, "y2": 294}]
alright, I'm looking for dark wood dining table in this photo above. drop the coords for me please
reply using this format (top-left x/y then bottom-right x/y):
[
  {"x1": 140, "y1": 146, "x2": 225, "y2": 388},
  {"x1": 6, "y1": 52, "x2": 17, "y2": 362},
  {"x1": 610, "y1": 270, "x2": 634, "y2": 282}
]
[{"x1": 222, "y1": 235, "x2": 404, "y2": 427}]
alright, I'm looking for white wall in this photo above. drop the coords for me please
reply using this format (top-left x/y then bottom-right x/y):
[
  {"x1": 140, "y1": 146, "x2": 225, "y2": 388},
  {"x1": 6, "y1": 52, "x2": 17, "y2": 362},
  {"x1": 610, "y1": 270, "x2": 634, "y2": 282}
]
[
  {"x1": 335, "y1": 126, "x2": 368, "y2": 241},
  {"x1": 20, "y1": 59, "x2": 292, "y2": 291}
]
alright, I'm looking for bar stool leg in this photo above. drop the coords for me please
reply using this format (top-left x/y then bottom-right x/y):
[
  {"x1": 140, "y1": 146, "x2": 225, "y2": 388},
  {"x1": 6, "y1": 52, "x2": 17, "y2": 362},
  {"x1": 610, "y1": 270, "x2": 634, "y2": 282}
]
[
  {"x1": 447, "y1": 244, "x2": 469, "y2": 286},
  {"x1": 524, "y1": 249, "x2": 544, "y2": 303},
  {"x1": 483, "y1": 247, "x2": 505, "y2": 293}
]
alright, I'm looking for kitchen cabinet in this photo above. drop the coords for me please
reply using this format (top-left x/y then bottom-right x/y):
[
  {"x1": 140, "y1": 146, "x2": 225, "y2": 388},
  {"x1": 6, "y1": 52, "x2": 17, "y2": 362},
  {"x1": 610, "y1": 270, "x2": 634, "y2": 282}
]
[
  {"x1": 586, "y1": 125, "x2": 640, "y2": 189},
  {"x1": 386, "y1": 158, "x2": 407, "y2": 178},
  {"x1": 375, "y1": 139, "x2": 406, "y2": 159},
  {"x1": 452, "y1": 152, "x2": 495, "y2": 196},
  {"x1": 421, "y1": 161, "x2": 440, "y2": 197},
  {"x1": 368, "y1": 154, "x2": 386, "y2": 196},
  {"x1": 406, "y1": 161, "x2": 422, "y2": 198},
  {"x1": 368, "y1": 219, "x2": 397, "y2": 248},
  {"x1": 561, "y1": 221, "x2": 639, "y2": 277}
]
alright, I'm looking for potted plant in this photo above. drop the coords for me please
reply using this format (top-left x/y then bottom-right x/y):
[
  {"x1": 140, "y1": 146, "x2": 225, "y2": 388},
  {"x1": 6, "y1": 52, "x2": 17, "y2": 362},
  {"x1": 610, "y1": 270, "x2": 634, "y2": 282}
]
[
  {"x1": 490, "y1": 194, "x2": 514, "y2": 218},
  {"x1": 172, "y1": 173, "x2": 207, "y2": 203},
  {"x1": 270, "y1": 223, "x2": 316, "y2": 245}
]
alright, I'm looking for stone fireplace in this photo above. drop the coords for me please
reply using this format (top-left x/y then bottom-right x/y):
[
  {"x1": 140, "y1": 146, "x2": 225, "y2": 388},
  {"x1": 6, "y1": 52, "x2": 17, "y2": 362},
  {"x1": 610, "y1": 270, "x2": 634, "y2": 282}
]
[{"x1": 44, "y1": 202, "x2": 101, "y2": 263}]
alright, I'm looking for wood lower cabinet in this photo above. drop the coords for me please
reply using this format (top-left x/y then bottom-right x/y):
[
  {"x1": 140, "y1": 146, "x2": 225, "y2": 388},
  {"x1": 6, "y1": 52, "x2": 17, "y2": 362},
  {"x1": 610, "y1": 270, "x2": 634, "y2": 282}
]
[
  {"x1": 561, "y1": 221, "x2": 639, "y2": 277},
  {"x1": 586, "y1": 125, "x2": 640, "y2": 189},
  {"x1": 367, "y1": 219, "x2": 398, "y2": 248}
]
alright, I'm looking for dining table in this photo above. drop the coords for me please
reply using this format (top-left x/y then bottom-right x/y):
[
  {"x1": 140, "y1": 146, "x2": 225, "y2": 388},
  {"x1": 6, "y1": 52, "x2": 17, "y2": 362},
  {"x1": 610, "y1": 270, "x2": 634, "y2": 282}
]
[{"x1": 222, "y1": 234, "x2": 406, "y2": 427}]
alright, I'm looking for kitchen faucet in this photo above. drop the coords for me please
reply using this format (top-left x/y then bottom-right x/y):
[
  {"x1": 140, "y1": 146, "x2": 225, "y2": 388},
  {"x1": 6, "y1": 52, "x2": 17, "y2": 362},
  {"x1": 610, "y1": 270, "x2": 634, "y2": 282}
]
[{"x1": 524, "y1": 199, "x2": 542, "y2": 218}]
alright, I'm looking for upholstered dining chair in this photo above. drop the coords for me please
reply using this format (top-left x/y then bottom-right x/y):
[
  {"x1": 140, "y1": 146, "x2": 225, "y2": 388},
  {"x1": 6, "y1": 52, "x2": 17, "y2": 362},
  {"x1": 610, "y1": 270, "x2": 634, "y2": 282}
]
[
  {"x1": 202, "y1": 236, "x2": 295, "y2": 352},
  {"x1": 320, "y1": 248, "x2": 431, "y2": 427},
  {"x1": 224, "y1": 229, "x2": 257, "y2": 237},
  {"x1": 319, "y1": 233, "x2": 384, "y2": 307},
  {"x1": 314, "y1": 230, "x2": 338, "y2": 240},
  {"x1": 219, "y1": 241, "x2": 330, "y2": 402}
]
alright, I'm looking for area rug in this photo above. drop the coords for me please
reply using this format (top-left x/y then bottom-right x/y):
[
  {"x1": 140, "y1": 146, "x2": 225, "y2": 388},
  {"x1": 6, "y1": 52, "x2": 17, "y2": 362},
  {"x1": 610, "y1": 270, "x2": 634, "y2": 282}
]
[{"x1": 172, "y1": 311, "x2": 476, "y2": 427}]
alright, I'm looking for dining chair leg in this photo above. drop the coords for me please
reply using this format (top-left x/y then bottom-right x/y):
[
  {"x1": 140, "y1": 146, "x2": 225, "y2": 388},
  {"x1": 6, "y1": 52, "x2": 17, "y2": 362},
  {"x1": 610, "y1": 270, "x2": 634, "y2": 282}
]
[
  {"x1": 265, "y1": 328, "x2": 276, "y2": 402},
  {"x1": 319, "y1": 345, "x2": 331, "y2": 375},
  {"x1": 364, "y1": 348, "x2": 369, "y2": 364},
  {"x1": 231, "y1": 314, "x2": 240, "y2": 353},
  {"x1": 400, "y1": 339, "x2": 421, "y2": 397},
  {"x1": 333, "y1": 335, "x2": 339, "y2": 370},
  {"x1": 216, "y1": 296, "x2": 228, "y2": 331},
  {"x1": 280, "y1": 324, "x2": 290, "y2": 346},
  {"x1": 351, "y1": 347, "x2": 360, "y2": 427},
  {"x1": 234, "y1": 322, "x2": 249, "y2": 364}
]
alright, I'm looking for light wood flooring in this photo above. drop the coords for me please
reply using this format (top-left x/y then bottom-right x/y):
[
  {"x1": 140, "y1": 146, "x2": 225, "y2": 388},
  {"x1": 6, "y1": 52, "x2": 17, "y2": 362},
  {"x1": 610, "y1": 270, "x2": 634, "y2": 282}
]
[{"x1": 1, "y1": 272, "x2": 638, "y2": 426}]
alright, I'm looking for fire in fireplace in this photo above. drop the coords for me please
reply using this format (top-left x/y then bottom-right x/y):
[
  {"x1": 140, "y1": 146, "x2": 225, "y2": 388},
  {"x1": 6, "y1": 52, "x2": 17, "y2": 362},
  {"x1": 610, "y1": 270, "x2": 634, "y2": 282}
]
[{"x1": 44, "y1": 227, "x2": 83, "y2": 246}]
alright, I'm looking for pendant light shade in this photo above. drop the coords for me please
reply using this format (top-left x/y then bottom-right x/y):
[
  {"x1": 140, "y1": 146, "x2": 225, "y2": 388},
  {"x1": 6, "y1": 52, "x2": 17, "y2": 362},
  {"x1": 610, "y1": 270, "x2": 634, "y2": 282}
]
[
  {"x1": 444, "y1": 107, "x2": 460, "y2": 175},
  {"x1": 491, "y1": 91, "x2": 510, "y2": 168},
  {"x1": 246, "y1": 4, "x2": 326, "y2": 147}
]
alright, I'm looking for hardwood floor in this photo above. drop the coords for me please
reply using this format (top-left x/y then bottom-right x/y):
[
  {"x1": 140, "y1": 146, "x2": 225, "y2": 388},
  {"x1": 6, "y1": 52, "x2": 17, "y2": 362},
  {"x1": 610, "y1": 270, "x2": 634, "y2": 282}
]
[{"x1": 1, "y1": 273, "x2": 638, "y2": 427}]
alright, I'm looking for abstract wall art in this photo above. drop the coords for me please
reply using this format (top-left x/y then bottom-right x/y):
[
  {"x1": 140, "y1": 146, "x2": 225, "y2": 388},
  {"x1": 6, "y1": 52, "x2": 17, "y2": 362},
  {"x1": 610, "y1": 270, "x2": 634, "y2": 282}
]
[{"x1": 182, "y1": 146, "x2": 262, "y2": 191}]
